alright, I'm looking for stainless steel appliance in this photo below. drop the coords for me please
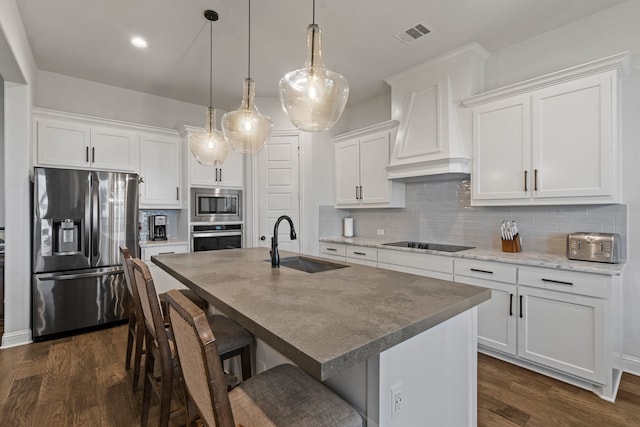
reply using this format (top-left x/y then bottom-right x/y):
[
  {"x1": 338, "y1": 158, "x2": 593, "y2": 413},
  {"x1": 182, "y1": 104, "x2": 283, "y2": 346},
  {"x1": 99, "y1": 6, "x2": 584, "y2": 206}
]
[
  {"x1": 191, "y1": 224, "x2": 242, "y2": 252},
  {"x1": 32, "y1": 167, "x2": 138, "y2": 339},
  {"x1": 566, "y1": 232, "x2": 623, "y2": 263},
  {"x1": 191, "y1": 187, "x2": 242, "y2": 223},
  {"x1": 149, "y1": 214, "x2": 168, "y2": 241}
]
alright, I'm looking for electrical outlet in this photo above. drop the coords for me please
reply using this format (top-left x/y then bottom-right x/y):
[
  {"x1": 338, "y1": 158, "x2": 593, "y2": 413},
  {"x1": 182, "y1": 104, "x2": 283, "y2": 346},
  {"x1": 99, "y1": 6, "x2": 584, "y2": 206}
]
[
  {"x1": 391, "y1": 382, "x2": 403, "y2": 417},
  {"x1": 377, "y1": 229, "x2": 385, "y2": 236}
]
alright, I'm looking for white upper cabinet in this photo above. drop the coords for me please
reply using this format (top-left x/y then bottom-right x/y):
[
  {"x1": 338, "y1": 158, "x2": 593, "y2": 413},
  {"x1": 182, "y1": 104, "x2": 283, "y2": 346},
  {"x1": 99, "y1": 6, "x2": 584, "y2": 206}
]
[
  {"x1": 35, "y1": 111, "x2": 138, "y2": 172},
  {"x1": 464, "y1": 53, "x2": 628, "y2": 206},
  {"x1": 384, "y1": 43, "x2": 488, "y2": 180},
  {"x1": 180, "y1": 122, "x2": 244, "y2": 189},
  {"x1": 334, "y1": 121, "x2": 405, "y2": 208},
  {"x1": 190, "y1": 149, "x2": 243, "y2": 188},
  {"x1": 139, "y1": 133, "x2": 182, "y2": 208}
]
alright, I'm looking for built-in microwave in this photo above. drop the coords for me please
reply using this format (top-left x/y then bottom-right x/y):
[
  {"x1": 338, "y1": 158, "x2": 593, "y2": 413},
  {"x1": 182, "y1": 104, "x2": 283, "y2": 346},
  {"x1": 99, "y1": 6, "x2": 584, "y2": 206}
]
[{"x1": 191, "y1": 188, "x2": 242, "y2": 223}]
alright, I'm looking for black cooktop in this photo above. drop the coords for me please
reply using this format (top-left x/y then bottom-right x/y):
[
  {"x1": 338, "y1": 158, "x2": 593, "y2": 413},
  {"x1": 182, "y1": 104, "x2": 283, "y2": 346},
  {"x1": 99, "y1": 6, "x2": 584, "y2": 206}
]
[{"x1": 382, "y1": 241, "x2": 475, "y2": 252}]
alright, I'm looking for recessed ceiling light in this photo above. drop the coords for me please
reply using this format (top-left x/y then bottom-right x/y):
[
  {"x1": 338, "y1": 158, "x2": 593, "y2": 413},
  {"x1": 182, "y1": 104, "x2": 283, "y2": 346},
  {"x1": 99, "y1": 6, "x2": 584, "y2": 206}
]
[{"x1": 130, "y1": 37, "x2": 148, "y2": 48}]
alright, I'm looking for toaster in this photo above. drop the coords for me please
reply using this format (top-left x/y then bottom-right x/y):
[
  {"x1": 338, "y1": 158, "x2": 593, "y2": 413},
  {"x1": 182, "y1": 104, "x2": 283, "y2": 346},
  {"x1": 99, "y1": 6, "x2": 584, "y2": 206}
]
[{"x1": 566, "y1": 232, "x2": 623, "y2": 263}]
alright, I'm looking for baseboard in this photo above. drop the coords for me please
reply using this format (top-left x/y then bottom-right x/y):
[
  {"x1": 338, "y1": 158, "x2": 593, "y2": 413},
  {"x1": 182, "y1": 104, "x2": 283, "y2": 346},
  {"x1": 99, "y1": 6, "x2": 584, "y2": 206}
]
[
  {"x1": 1, "y1": 329, "x2": 33, "y2": 349},
  {"x1": 622, "y1": 354, "x2": 640, "y2": 376}
]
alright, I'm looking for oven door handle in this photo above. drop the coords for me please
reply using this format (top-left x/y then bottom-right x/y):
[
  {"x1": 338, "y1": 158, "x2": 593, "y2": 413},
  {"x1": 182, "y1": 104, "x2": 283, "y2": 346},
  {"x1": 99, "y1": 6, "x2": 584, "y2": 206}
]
[{"x1": 192, "y1": 232, "x2": 243, "y2": 238}]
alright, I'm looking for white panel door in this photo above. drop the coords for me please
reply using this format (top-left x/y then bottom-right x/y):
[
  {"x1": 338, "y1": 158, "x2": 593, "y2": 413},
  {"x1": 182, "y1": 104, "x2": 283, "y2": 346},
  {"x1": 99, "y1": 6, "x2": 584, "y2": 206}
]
[
  {"x1": 517, "y1": 285, "x2": 605, "y2": 384},
  {"x1": 532, "y1": 72, "x2": 613, "y2": 199},
  {"x1": 472, "y1": 95, "x2": 531, "y2": 202},
  {"x1": 258, "y1": 133, "x2": 300, "y2": 253}
]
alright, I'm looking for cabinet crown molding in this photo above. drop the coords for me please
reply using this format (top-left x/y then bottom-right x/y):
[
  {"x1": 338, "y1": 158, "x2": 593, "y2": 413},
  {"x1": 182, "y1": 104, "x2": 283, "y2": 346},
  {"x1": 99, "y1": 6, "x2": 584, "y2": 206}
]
[
  {"x1": 333, "y1": 120, "x2": 399, "y2": 143},
  {"x1": 463, "y1": 51, "x2": 630, "y2": 107}
]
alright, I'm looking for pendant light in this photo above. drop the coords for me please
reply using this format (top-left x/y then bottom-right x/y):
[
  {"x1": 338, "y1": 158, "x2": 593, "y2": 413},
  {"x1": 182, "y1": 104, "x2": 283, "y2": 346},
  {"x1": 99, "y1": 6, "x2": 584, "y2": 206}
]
[
  {"x1": 189, "y1": 10, "x2": 230, "y2": 166},
  {"x1": 222, "y1": 0, "x2": 273, "y2": 154},
  {"x1": 279, "y1": 0, "x2": 349, "y2": 132}
]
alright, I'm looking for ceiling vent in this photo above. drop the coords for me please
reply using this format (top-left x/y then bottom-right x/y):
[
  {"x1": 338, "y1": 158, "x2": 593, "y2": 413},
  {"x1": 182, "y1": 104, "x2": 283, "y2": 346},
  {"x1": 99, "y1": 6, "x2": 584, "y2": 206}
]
[{"x1": 395, "y1": 22, "x2": 431, "y2": 44}]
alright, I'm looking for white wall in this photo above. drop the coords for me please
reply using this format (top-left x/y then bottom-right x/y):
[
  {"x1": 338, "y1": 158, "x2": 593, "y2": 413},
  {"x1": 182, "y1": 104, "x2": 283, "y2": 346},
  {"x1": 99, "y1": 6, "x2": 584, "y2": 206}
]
[
  {"x1": 0, "y1": 77, "x2": 4, "y2": 227},
  {"x1": 0, "y1": 0, "x2": 37, "y2": 348},
  {"x1": 35, "y1": 70, "x2": 207, "y2": 130}
]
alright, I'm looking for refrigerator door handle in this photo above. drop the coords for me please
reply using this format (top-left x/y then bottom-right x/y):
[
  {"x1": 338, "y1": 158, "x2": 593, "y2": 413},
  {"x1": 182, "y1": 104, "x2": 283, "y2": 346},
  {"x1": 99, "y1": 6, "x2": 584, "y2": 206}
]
[
  {"x1": 91, "y1": 173, "x2": 100, "y2": 260},
  {"x1": 38, "y1": 269, "x2": 124, "y2": 281}
]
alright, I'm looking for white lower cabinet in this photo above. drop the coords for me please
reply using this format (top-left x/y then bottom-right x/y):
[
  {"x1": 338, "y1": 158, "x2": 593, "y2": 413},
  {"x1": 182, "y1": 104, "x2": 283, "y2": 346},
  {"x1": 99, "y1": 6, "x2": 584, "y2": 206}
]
[
  {"x1": 140, "y1": 243, "x2": 189, "y2": 294},
  {"x1": 454, "y1": 259, "x2": 517, "y2": 355},
  {"x1": 455, "y1": 259, "x2": 620, "y2": 398},
  {"x1": 319, "y1": 242, "x2": 347, "y2": 262},
  {"x1": 378, "y1": 248, "x2": 453, "y2": 281}
]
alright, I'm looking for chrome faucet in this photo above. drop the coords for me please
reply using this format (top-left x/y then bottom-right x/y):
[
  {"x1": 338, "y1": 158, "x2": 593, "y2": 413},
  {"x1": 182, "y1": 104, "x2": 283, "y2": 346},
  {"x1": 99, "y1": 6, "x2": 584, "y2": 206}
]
[{"x1": 271, "y1": 215, "x2": 297, "y2": 268}]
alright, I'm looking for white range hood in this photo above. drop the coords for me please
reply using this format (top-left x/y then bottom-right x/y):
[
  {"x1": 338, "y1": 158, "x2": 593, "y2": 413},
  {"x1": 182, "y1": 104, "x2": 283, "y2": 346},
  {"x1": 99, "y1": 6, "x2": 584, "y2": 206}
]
[{"x1": 384, "y1": 42, "x2": 489, "y2": 180}]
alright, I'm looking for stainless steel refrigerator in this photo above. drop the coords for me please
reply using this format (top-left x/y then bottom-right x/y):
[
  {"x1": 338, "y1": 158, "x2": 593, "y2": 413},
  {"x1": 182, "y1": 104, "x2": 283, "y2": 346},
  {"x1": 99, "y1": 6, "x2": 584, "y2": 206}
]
[{"x1": 32, "y1": 167, "x2": 138, "y2": 339}]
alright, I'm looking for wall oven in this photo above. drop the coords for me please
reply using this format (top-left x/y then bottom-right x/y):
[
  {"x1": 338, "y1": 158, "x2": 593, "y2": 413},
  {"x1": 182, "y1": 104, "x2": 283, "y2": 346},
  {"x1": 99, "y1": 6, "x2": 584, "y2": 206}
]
[
  {"x1": 191, "y1": 188, "x2": 242, "y2": 223},
  {"x1": 191, "y1": 224, "x2": 242, "y2": 252}
]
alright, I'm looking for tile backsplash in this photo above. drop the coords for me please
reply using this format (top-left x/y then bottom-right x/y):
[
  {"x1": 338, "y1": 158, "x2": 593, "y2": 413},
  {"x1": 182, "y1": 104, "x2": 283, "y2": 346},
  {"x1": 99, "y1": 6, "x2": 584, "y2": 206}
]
[{"x1": 319, "y1": 178, "x2": 627, "y2": 256}]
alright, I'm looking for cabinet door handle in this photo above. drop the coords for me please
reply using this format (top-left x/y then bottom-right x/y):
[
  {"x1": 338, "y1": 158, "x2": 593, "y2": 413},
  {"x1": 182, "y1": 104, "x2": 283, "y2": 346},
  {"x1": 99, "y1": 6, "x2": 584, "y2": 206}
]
[
  {"x1": 355, "y1": 186, "x2": 359, "y2": 200},
  {"x1": 326, "y1": 248, "x2": 338, "y2": 252},
  {"x1": 524, "y1": 170, "x2": 528, "y2": 192},
  {"x1": 360, "y1": 186, "x2": 363, "y2": 200},
  {"x1": 176, "y1": 187, "x2": 179, "y2": 200},
  {"x1": 509, "y1": 293, "x2": 513, "y2": 316},
  {"x1": 158, "y1": 251, "x2": 175, "y2": 255},
  {"x1": 519, "y1": 295, "x2": 523, "y2": 318},
  {"x1": 219, "y1": 168, "x2": 223, "y2": 182},
  {"x1": 215, "y1": 168, "x2": 219, "y2": 182},
  {"x1": 353, "y1": 251, "x2": 366, "y2": 256},
  {"x1": 534, "y1": 169, "x2": 538, "y2": 191},
  {"x1": 85, "y1": 146, "x2": 89, "y2": 162},
  {"x1": 541, "y1": 278, "x2": 573, "y2": 286},
  {"x1": 470, "y1": 268, "x2": 493, "y2": 275},
  {"x1": 92, "y1": 147, "x2": 95, "y2": 163}
]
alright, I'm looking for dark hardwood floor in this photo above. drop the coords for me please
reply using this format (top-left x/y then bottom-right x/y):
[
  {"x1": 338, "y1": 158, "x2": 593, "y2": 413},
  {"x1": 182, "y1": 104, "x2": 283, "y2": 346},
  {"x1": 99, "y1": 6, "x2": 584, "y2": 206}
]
[{"x1": 0, "y1": 325, "x2": 639, "y2": 426}]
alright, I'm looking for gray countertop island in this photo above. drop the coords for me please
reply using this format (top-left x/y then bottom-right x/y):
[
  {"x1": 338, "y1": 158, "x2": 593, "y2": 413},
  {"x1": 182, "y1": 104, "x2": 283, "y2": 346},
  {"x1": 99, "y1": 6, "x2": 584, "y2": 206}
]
[{"x1": 152, "y1": 248, "x2": 490, "y2": 426}]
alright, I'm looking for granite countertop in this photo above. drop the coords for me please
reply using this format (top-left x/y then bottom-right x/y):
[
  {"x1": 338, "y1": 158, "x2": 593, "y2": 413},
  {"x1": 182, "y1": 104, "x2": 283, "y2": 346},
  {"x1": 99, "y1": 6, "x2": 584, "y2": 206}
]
[
  {"x1": 320, "y1": 237, "x2": 625, "y2": 276},
  {"x1": 151, "y1": 248, "x2": 490, "y2": 381}
]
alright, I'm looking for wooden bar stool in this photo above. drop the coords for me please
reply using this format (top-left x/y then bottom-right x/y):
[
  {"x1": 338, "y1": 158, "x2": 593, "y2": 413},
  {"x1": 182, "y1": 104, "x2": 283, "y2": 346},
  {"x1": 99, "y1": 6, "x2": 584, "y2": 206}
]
[
  {"x1": 165, "y1": 289, "x2": 363, "y2": 427},
  {"x1": 129, "y1": 258, "x2": 254, "y2": 427}
]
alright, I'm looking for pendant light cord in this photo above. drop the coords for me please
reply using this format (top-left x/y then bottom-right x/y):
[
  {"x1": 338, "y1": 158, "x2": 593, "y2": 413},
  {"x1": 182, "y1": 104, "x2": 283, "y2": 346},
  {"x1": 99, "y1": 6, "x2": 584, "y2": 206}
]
[
  {"x1": 312, "y1": 0, "x2": 316, "y2": 25},
  {"x1": 248, "y1": 0, "x2": 251, "y2": 79},
  {"x1": 209, "y1": 18, "x2": 213, "y2": 108}
]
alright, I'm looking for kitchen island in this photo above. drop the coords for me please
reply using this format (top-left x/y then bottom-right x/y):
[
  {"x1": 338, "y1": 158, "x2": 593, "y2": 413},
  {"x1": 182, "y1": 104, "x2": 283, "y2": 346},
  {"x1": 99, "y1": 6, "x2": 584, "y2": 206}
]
[{"x1": 152, "y1": 248, "x2": 490, "y2": 426}]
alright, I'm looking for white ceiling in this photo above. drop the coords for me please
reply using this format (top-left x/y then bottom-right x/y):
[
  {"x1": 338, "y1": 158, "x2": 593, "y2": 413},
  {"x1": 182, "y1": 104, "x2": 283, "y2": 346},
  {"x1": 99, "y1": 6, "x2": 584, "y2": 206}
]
[{"x1": 16, "y1": 0, "x2": 626, "y2": 111}]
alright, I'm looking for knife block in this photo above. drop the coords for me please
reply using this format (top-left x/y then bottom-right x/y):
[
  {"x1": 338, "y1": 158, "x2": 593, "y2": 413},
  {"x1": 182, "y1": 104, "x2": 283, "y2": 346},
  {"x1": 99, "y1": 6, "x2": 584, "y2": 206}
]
[{"x1": 502, "y1": 234, "x2": 522, "y2": 252}]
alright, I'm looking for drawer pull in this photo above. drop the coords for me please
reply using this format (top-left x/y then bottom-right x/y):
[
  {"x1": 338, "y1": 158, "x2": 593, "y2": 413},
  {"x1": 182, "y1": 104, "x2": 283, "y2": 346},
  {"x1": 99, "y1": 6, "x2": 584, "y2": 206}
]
[
  {"x1": 158, "y1": 251, "x2": 175, "y2": 255},
  {"x1": 470, "y1": 268, "x2": 493, "y2": 275},
  {"x1": 541, "y1": 278, "x2": 573, "y2": 286},
  {"x1": 353, "y1": 251, "x2": 366, "y2": 256},
  {"x1": 326, "y1": 248, "x2": 338, "y2": 252}
]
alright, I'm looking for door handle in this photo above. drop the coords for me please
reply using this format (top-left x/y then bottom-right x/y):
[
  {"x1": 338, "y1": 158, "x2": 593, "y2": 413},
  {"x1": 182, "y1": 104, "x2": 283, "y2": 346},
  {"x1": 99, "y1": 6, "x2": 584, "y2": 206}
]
[
  {"x1": 260, "y1": 236, "x2": 266, "y2": 241},
  {"x1": 176, "y1": 187, "x2": 179, "y2": 201},
  {"x1": 524, "y1": 170, "x2": 528, "y2": 192},
  {"x1": 85, "y1": 146, "x2": 89, "y2": 162},
  {"x1": 534, "y1": 169, "x2": 538, "y2": 191},
  {"x1": 359, "y1": 186, "x2": 363, "y2": 200},
  {"x1": 219, "y1": 168, "x2": 223, "y2": 182},
  {"x1": 91, "y1": 147, "x2": 95, "y2": 163},
  {"x1": 355, "y1": 186, "x2": 359, "y2": 200}
]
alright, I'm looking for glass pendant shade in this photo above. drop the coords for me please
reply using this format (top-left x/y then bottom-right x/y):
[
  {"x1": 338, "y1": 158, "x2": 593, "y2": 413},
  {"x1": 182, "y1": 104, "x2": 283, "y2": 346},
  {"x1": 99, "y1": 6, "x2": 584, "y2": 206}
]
[
  {"x1": 279, "y1": 24, "x2": 349, "y2": 132},
  {"x1": 222, "y1": 78, "x2": 274, "y2": 154},
  {"x1": 189, "y1": 107, "x2": 230, "y2": 166}
]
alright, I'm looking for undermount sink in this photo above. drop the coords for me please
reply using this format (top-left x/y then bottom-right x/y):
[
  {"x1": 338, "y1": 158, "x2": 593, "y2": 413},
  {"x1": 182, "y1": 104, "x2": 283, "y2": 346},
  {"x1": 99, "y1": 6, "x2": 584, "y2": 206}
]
[{"x1": 273, "y1": 256, "x2": 349, "y2": 273}]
